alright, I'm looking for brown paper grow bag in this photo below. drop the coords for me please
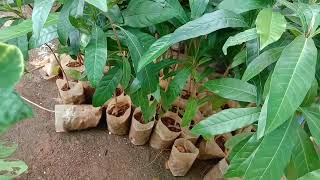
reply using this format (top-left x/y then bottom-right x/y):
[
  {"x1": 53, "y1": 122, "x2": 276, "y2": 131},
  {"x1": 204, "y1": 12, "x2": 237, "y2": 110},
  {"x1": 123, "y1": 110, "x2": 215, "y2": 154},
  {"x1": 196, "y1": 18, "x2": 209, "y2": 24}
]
[
  {"x1": 149, "y1": 111, "x2": 182, "y2": 150},
  {"x1": 129, "y1": 108, "x2": 155, "y2": 145},
  {"x1": 56, "y1": 79, "x2": 85, "y2": 104},
  {"x1": 168, "y1": 138, "x2": 199, "y2": 176},
  {"x1": 106, "y1": 95, "x2": 132, "y2": 135},
  {"x1": 61, "y1": 54, "x2": 85, "y2": 81},
  {"x1": 55, "y1": 105, "x2": 102, "y2": 132},
  {"x1": 198, "y1": 138, "x2": 225, "y2": 160},
  {"x1": 203, "y1": 158, "x2": 236, "y2": 180},
  {"x1": 180, "y1": 127, "x2": 199, "y2": 145}
]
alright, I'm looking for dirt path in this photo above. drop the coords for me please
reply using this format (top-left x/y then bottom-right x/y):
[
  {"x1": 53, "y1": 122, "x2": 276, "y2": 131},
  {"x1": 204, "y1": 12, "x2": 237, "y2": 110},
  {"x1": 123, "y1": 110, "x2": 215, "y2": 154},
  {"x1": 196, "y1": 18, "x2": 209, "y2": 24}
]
[{"x1": 1, "y1": 53, "x2": 214, "y2": 180}]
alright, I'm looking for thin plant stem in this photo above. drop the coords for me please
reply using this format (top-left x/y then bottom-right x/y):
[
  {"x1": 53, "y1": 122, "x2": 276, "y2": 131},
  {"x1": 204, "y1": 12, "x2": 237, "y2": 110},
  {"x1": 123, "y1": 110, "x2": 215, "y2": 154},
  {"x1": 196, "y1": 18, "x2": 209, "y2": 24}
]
[{"x1": 45, "y1": 43, "x2": 70, "y2": 89}]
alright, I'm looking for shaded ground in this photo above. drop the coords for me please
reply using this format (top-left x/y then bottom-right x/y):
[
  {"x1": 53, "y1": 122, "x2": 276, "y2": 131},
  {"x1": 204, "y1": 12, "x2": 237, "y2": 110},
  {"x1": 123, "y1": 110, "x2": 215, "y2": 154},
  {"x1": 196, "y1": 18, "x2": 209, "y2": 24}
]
[{"x1": 1, "y1": 52, "x2": 216, "y2": 180}]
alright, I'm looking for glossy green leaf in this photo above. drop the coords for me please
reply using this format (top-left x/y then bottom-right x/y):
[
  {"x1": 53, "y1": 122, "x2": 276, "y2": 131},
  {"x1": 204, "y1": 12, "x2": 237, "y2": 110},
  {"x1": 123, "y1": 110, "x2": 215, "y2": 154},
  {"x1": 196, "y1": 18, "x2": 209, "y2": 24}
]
[
  {"x1": 257, "y1": 95, "x2": 268, "y2": 139},
  {"x1": 265, "y1": 36, "x2": 317, "y2": 135},
  {"x1": 170, "y1": 9, "x2": 247, "y2": 45},
  {"x1": 84, "y1": 26, "x2": 107, "y2": 87},
  {"x1": 301, "y1": 79, "x2": 318, "y2": 107},
  {"x1": 121, "y1": 58, "x2": 131, "y2": 89},
  {"x1": 291, "y1": 128, "x2": 320, "y2": 178},
  {"x1": 242, "y1": 47, "x2": 283, "y2": 82},
  {"x1": 0, "y1": 43, "x2": 24, "y2": 89},
  {"x1": 223, "y1": 28, "x2": 257, "y2": 55},
  {"x1": 300, "y1": 108, "x2": 320, "y2": 145},
  {"x1": 192, "y1": 107, "x2": 260, "y2": 137},
  {"x1": 29, "y1": 25, "x2": 58, "y2": 48},
  {"x1": 231, "y1": 50, "x2": 246, "y2": 68},
  {"x1": 85, "y1": 0, "x2": 107, "y2": 12},
  {"x1": 161, "y1": 68, "x2": 191, "y2": 109},
  {"x1": 138, "y1": 34, "x2": 172, "y2": 72},
  {"x1": 92, "y1": 67, "x2": 122, "y2": 107},
  {"x1": 298, "y1": 169, "x2": 320, "y2": 180},
  {"x1": 32, "y1": 0, "x2": 55, "y2": 39},
  {"x1": 256, "y1": 8, "x2": 287, "y2": 50},
  {"x1": 0, "y1": 142, "x2": 17, "y2": 159},
  {"x1": 182, "y1": 98, "x2": 198, "y2": 127},
  {"x1": 204, "y1": 78, "x2": 257, "y2": 103},
  {"x1": 189, "y1": 0, "x2": 209, "y2": 19},
  {"x1": 7, "y1": 35, "x2": 29, "y2": 60},
  {"x1": 0, "y1": 13, "x2": 59, "y2": 42},
  {"x1": 117, "y1": 27, "x2": 159, "y2": 94},
  {"x1": 242, "y1": 118, "x2": 299, "y2": 180},
  {"x1": 57, "y1": 0, "x2": 83, "y2": 45},
  {"x1": 225, "y1": 134, "x2": 262, "y2": 177},
  {"x1": 123, "y1": 0, "x2": 178, "y2": 27},
  {"x1": 138, "y1": 10, "x2": 247, "y2": 71},
  {"x1": 0, "y1": 90, "x2": 33, "y2": 134},
  {"x1": 0, "y1": 159, "x2": 28, "y2": 179},
  {"x1": 225, "y1": 132, "x2": 254, "y2": 149},
  {"x1": 131, "y1": 89, "x2": 155, "y2": 122},
  {"x1": 218, "y1": 0, "x2": 270, "y2": 14},
  {"x1": 167, "y1": 0, "x2": 189, "y2": 24}
]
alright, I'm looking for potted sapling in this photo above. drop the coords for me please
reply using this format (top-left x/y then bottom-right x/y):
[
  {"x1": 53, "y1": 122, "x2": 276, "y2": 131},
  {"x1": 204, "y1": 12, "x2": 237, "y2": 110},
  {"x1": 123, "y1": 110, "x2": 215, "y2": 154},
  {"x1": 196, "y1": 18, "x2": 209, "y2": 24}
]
[
  {"x1": 179, "y1": 98, "x2": 201, "y2": 144},
  {"x1": 129, "y1": 101, "x2": 157, "y2": 145},
  {"x1": 44, "y1": 45, "x2": 85, "y2": 105},
  {"x1": 167, "y1": 138, "x2": 199, "y2": 176},
  {"x1": 61, "y1": 54, "x2": 85, "y2": 81},
  {"x1": 149, "y1": 111, "x2": 182, "y2": 149}
]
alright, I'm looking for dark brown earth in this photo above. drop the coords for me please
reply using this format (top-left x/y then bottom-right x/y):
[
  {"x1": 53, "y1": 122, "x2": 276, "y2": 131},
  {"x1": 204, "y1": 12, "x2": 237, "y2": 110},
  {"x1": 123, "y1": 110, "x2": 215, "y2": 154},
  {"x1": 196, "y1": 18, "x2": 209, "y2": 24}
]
[{"x1": 1, "y1": 52, "x2": 216, "y2": 180}]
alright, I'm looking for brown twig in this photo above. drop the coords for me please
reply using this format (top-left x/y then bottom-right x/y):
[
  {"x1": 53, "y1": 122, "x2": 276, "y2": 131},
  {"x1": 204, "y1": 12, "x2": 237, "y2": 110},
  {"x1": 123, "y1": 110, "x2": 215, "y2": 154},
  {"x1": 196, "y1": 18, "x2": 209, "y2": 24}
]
[{"x1": 45, "y1": 43, "x2": 70, "y2": 89}]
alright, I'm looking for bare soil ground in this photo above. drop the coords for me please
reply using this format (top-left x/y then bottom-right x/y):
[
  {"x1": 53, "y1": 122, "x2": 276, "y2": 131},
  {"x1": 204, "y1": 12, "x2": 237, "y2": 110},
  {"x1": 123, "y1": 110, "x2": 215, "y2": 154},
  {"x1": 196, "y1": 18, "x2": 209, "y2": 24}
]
[{"x1": 1, "y1": 51, "x2": 217, "y2": 180}]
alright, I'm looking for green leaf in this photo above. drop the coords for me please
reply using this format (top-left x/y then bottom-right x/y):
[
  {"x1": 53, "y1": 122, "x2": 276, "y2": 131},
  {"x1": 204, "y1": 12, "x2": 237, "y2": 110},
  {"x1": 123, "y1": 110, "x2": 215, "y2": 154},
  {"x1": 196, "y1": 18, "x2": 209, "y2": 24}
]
[
  {"x1": 225, "y1": 134, "x2": 262, "y2": 177},
  {"x1": 298, "y1": 169, "x2": 320, "y2": 180},
  {"x1": 84, "y1": 26, "x2": 107, "y2": 87},
  {"x1": 223, "y1": 28, "x2": 257, "y2": 55},
  {"x1": 138, "y1": 9, "x2": 247, "y2": 71},
  {"x1": 0, "y1": 90, "x2": 33, "y2": 134},
  {"x1": 170, "y1": 9, "x2": 248, "y2": 45},
  {"x1": 231, "y1": 50, "x2": 246, "y2": 68},
  {"x1": 131, "y1": 89, "x2": 155, "y2": 122},
  {"x1": 290, "y1": 128, "x2": 320, "y2": 178},
  {"x1": 123, "y1": 0, "x2": 178, "y2": 28},
  {"x1": 29, "y1": 25, "x2": 58, "y2": 48},
  {"x1": 161, "y1": 68, "x2": 192, "y2": 109},
  {"x1": 189, "y1": 0, "x2": 209, "y2": 19},
  {"x1": 0, "y1": 43, "x2": 24, "y2": 89},
  {"x1": 0, "y1": 13, "x2": 59, "y2": 42},
  {"x1": 0, "y1": 142, "x2": 17, "y2": 159},
  {"x1": 242, "y1": 118, "x2": 299, "y2": 180},
  {"x1": 121, "y1": 58, "x2": 131, "y2": 89},
  {"x1": 32, "y1": 0, "x2": 55, "y2": 39},
  {"x1": 204, "y1": 78, "x2": 257, "y2": 103},
  {"x1": 0, "y1": 159, "x2": 28, "y2": 179},
  {"x1": 242, "y1": 47, "x2": 283, "y2": 82},
  {"x1": 256, "y1": 8, "x2": 287, "y2": 50},
  {"x1": 182, "y1": 98, "x2": 198, "y2": 127},
  {"x1": 218, "y1": 0, "x2": 270, "y2": 14},
  {"x1": 92, "y1": 67, "x2": 122, "y2": 107},
  {"x1": 85, "y1": 0, "x2": 107, "y2": 12},
  {"x1": 257, "y1": 95, "x2": 268, "y2": 139},
  {"x1": 300, "y1": 108, "x2": 320, "y2": 145},
  {"x1": 138, "y1": 34, "x2": 172, "y2": 72},
  {"x1": 301, "y1": 79, "x2": 318, "y2": 107},
  {"x1": 265, "y1": 36, "x2": 317, "y2": 135},
  {"x1": 192, "y1": 107, "x2": 260, "y2": 137},
  {"x1": 7, "y1": 35, "x2": 29, "y2": 60},
  {"x1": 225, "y1": 132, "x2": 254, "y2": 149},
  {"x1": 117, "y1": 27, "x2": 159, "y2": 94},
  {"x1": 57, "y1": 0, "x2": 83, "y2": 45},
  {"x1": 167, "y1": 0, "x2": 189, "y2": 24}
]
